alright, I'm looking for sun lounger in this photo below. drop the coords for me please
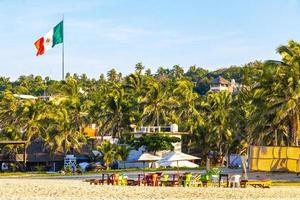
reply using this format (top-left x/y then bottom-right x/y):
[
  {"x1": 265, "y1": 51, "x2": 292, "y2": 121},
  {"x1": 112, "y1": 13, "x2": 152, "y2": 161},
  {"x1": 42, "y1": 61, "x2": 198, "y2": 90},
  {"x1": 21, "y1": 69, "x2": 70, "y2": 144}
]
[{"x1": 240, "y1": 179, "x2": 272, "y2": 188}]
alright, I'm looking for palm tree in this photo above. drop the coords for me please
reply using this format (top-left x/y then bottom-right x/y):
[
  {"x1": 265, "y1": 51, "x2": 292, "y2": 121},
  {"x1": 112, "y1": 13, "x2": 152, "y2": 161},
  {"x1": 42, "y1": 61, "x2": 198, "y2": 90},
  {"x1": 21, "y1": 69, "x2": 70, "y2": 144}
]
[
  {"x1": 140, "y1": 77, "x2": 177, "y2": 126},
  {"x1": 135, "y1": 62, "x2": 145, "y2": 74},
  {"x1": 15, "y1": 99, "x2": 49, "y2": 148},
  {"x1": 201, "y1": 91, "x2": 233, "y2": 164},
  {"x1": 107, "y1": 68, "x2": 120, "y2": 82},
  {"x1": 173, "y1": 79, "x2": 203, "y2": 133},
  {"x1": 117, "y1": 145, "x2": 131, "y2": 168},
  {"x1": 97, "y1": 141, "x2": 122, "y2": 170},
  {"x1": 0, "y1": 91, "x2": 18, "y2": 129},
  {"x1": 125, "y1": 72, "x2": 145, "y2": 126},
  {"x1": 103, "y1": 85, "x2": 126, "y2": 138},
  {"x1": 45, "y1": 104, "x2": 86, "y2": 155},
  {"x1": 0, "y1": 76, "x2": 12, "y2": 91},
  {"x1": 249, "y1": 40, "x2": 300, "y2": 146},
  {"x1": 171, "y1": 65, "x2": 184, "y2": 79}
]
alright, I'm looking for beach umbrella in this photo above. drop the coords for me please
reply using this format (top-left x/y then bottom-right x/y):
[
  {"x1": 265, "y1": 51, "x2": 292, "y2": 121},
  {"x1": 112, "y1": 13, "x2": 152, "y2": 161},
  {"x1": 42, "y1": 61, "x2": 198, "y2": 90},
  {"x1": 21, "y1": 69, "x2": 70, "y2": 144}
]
[
  {"x1": 158, "y1": 151, "x2": 200, "y2": 172},
  {"x1": 137, "y1": 152, "x2": 161, "y2": 169}
]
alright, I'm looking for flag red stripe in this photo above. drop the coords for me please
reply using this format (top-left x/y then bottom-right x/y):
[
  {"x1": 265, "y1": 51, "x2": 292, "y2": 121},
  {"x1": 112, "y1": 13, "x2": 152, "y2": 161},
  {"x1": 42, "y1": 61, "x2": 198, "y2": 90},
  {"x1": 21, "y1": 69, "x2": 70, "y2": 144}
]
[{"x1": 34, "y1": 37, "x2": 45, "y2": 56}]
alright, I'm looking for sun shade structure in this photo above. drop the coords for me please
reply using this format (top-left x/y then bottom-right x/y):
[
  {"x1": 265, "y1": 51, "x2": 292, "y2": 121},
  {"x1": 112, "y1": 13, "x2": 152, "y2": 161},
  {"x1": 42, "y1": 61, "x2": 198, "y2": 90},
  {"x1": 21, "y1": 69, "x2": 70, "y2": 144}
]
[
  {"x1": 137, "y1": 153, "x2": 161, "y2": 162},
  {"x1": 158, "y1": 151, "x2": 200, "y2": 163},
  {"x1": 159, "y1": 160, "x2": 199, "y2": 168},
  {"x1": 158, "y1": 151, "x2": 200, "y2": 171},
  {"x1": 129, "y1": 153, "x2": 161, "y2": 170}
]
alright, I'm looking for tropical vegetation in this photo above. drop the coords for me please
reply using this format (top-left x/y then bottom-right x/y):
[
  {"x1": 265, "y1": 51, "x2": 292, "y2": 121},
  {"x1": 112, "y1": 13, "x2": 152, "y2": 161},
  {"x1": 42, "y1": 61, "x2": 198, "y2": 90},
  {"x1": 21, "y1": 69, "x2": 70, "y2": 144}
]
[{"x1": 0, "y1": 40, "x2": 299, "y2": 169}]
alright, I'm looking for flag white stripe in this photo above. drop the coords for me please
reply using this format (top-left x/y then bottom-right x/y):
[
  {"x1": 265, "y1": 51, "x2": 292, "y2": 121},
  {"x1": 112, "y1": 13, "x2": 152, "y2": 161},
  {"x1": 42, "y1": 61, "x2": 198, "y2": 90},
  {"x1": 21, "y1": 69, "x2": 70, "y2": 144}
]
[{"x1": 44, "y1": 29, "x2": 53, "y2": 52}]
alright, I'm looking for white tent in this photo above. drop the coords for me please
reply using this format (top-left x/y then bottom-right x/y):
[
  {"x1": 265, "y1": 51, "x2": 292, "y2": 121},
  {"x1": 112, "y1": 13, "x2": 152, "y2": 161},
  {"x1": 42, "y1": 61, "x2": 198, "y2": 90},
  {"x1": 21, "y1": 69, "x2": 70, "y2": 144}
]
[
  {"x1": 159, "y1": 160, "x2": 199, "y2": 168},
  {"x1": 158, "y1": 151, "x2": 200, "y2": 169}
]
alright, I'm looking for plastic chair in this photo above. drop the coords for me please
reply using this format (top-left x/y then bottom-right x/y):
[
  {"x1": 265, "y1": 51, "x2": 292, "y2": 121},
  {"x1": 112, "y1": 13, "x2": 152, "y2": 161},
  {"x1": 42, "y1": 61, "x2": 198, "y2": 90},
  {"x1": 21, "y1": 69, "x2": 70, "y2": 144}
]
[
  {"x1": 208, "y1": 168, "x2": 221, "y2": 186},
  {"x1": 110, "y1": 173, "x2": 119, "y2": 185},
  {"x1": 192, "y1": 174, "x2": 203, "y2": 187},
  {"x1": 119, "y1": 174, "x2": 128, "y2": 186},
  {"x1": 183, "y1": 173, "x2": 193, "y2": 187},
  {"x1": 151, "y1": 174, "x2": 159, "y2": 186},
  {"x1": 144, "y1": 174, "x2": 152, "y2": 186},
  {"x1": 161, "y1": 174, "x2": 169, "y2": 186},
  {"x1": 229, "y1": 174, "x2": 241, "y2": 188}
]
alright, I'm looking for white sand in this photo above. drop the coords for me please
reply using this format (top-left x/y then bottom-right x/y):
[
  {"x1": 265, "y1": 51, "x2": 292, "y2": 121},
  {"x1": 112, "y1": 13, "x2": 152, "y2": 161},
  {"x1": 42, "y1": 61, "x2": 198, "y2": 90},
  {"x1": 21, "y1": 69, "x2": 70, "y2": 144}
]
[{"x1": 0, "y1": 178, "x2": 300, "y2": 200}]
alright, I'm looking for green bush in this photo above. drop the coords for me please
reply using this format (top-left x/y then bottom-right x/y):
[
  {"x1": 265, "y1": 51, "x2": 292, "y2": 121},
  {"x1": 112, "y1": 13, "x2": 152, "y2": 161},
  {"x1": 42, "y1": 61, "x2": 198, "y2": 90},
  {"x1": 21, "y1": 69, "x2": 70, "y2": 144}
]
[
  {"x1": 64, "y1": 166, "x2": 72, "y2": 173},
  {"x1": 35, "y1": 165, "x2": 45, "y2": 172}
]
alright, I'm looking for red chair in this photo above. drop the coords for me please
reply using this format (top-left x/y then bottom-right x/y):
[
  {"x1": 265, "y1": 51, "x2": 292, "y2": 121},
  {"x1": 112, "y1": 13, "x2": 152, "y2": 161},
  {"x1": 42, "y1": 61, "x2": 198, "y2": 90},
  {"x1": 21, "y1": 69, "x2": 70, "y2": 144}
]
[
  {"x1": 144, "y1": 174, "x2": 152, "y2": 186},
  {"x1": 109, "y1": 173, "x2": 119, "y2": 185},
  {"x1": 151, "y1": 174, "x2": 159, "y2": 186}
]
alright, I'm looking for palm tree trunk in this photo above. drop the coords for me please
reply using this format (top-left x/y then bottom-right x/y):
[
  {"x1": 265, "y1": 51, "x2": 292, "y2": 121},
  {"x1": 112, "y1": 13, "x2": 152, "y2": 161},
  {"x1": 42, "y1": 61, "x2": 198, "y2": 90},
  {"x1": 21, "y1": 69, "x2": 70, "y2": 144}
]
[
  {"x1": 226, "y1": 149, "x2": 230, "y2": 168},
  {"x1": 295, "y1": 113, "x2": 299, "y2": 146},
  {"x1": 289, "y1": 113, "x2": 299, "y2": 146},
  {"x1": 156, "y1": 111, "x2": 159, "y2": 126},
  {"x1": 274, "y1": 129, "x2": 278, "y2": 146},
  {"x1": 241, "y1": 155, "x2": 248, "y2": 180}
]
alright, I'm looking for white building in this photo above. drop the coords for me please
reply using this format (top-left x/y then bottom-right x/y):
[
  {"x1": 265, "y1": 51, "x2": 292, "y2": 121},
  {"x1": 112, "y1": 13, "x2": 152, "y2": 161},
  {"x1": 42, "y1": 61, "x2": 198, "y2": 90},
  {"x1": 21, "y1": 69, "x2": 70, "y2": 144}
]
[{"x1": 209, "y1": 76, "x2": 240, "y2": 94}]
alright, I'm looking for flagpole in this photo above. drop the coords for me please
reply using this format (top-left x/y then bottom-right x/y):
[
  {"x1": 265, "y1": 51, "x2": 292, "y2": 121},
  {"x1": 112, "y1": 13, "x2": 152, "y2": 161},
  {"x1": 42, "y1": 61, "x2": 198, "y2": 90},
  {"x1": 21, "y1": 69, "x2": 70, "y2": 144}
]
[{"x1": 62, "y1": 14, "x2": 65, "y2": 80}]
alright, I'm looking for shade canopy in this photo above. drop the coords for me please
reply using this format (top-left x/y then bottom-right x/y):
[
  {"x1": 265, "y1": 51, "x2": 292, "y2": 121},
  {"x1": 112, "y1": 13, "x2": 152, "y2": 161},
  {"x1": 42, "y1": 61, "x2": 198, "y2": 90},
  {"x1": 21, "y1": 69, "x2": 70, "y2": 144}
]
[
  {"x1": 158, "y1": 151, "x2": 200, "y2": 163},
  {"x1": 137, "y1": 153, "x2": 161, "y2": 162},
  {"x1": 159, "y1": 160, "x2": 199, "y2": 168}
]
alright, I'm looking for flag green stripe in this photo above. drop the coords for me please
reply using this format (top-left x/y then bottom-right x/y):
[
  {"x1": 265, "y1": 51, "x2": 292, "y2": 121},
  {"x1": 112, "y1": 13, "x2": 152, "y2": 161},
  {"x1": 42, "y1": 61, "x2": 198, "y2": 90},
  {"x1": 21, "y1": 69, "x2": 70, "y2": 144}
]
[{"x1": 52, "y1": 21, "x2": 63, "y2": 47}]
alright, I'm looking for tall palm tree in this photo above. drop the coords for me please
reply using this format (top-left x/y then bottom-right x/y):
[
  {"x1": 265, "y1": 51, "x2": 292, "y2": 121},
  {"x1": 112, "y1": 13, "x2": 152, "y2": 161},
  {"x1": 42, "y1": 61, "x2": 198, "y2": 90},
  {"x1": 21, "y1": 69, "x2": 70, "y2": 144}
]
[
  {"x1": 173, "y1": 79, "x2": 203, "y2": 133},
  {"x1": 102, "y1": 85, "x2": 126, "y2": 138},
  {"x1": 45, "y1": 104, "x2": 86, "y2": 155},
  {"x1": 15, "y1": 99, "x2": 49, "y2": 148},
  {"x1": 171, "y1": 65, "x2": 184, "y2": 79},
  {"x1": 201, "y1": 91, "x2": 233, "y2": 162},
  {"x1": 249, "y1": 40, "x2": 300, "y2": 146},
  {"x1": 0, "y1": 91, "x2": 18, "y2": 129},
  {"x1": 135, "y1": 62, "x2": 145, "y2": 74},
  {"x1": 140, "y1": 77, "x2": 178, "y2": 126}
]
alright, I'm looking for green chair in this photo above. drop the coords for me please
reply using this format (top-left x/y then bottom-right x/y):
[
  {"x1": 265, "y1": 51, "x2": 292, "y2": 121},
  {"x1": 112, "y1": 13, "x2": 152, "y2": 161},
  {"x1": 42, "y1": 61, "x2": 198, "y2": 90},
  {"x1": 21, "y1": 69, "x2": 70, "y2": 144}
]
[
  {"x1": 161, "y1": 174, "x2": 169, "y2": 186},
  {"x1": 208, "y1": 168, "x2": 221, "y2": 186},
  {"x1": 183, "y1": 173, "x2": 193, "y2": 187},
  {"x1": 200, "y1": 173, "x2": 210, "y2": 187},
  {"x1": 200, "y1": 174, "x2": 210, "y2": 181},
  {"x1": 209, "y1": 168, "x2": 221, "y2": 175},
  {"x1": 119, "y1": 174, "x2": 127, "y2": 186}
]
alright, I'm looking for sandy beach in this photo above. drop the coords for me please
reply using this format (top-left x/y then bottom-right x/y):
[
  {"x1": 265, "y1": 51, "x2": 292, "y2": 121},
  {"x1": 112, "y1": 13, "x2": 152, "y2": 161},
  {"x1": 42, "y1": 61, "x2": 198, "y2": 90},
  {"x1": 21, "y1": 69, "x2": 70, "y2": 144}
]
[{"x1": 0, "y1": 178, "x2": 300, "y2": 200}]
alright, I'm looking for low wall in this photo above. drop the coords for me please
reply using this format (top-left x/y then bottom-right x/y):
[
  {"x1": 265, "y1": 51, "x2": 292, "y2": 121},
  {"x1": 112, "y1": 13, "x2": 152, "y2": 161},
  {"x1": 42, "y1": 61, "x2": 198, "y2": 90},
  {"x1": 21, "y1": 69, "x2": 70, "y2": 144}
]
[{"x1": 249, "y1": 145, "x2": 300, "y2": 173}]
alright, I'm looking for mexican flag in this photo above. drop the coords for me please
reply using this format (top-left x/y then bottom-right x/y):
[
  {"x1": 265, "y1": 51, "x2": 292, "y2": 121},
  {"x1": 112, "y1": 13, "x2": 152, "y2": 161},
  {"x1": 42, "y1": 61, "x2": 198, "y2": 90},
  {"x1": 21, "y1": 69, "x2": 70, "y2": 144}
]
[{"x1": 34, "y1": 21, "x2": 63, "y2": 56}]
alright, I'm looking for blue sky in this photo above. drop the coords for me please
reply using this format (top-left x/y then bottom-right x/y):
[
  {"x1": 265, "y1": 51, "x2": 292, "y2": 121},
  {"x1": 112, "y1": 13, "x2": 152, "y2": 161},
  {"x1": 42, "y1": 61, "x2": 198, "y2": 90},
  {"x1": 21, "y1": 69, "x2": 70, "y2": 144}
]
[{"x1": 1, "y1": 0, "x2": 300, "y2": 80}]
